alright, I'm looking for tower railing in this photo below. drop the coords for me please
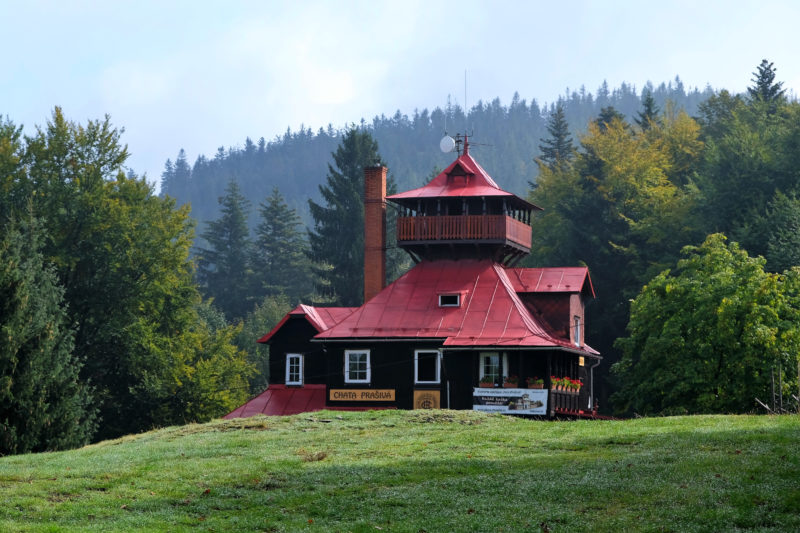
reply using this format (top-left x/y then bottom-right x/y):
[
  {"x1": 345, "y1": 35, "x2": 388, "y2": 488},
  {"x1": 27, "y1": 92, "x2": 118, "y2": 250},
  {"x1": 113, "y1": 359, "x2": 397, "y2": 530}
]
[{"x1": 397, "y1": 215, "x2": 531, "y2": 249}]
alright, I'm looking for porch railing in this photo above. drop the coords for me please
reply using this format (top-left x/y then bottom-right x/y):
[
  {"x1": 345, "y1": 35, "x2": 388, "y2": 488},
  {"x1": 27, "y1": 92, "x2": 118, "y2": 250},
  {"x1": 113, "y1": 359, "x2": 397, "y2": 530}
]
[{"x1": 550, "y1": 389, "x2": 587, "y2": 413}]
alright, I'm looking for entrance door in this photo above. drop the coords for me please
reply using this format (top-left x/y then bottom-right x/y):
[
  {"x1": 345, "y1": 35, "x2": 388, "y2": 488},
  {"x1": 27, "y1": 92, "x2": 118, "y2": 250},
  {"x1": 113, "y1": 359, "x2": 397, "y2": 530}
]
[{"x1": 414, "y1": 350, "x2": 442, "y2": 409}]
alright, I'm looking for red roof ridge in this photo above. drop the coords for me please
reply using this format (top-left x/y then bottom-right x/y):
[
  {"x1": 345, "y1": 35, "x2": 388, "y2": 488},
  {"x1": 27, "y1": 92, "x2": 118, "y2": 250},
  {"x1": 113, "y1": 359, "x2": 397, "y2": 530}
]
[
  {"x1": 493, "y1": 264, "x2": 556, "y2": 341},
  {"x1": 455, "y1": 272, "x2": 483, "y2": 333},
  {"x1": 464, "y1": 152, "x2": 500, "y2": 188}
]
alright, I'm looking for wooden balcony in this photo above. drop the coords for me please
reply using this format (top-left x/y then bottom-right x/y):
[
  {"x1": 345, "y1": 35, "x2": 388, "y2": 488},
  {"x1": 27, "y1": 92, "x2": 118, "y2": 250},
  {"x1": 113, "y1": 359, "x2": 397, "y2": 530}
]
[{"x1": 397, "y1": 215, "x2": 532, "y2": 249}]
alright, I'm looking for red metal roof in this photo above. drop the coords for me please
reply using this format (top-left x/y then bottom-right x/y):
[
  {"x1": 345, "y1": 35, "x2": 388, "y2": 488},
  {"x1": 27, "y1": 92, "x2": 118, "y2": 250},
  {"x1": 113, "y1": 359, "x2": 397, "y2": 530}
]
[
  {"x1": 257, "y1": 304, "x2": 357, "y2": 344},
  {"x1": 315, "y1": 259, "x2": 598, "y2": 354},
  {"x1": 386, "y1": 152, "x2": 541, "y2": 211},
  {"x1": 507, "y1": 267, "x2": 595, "y2": 298},
  {"x1": 223, "y1": 385, "x2": 394, "y2": 418}
]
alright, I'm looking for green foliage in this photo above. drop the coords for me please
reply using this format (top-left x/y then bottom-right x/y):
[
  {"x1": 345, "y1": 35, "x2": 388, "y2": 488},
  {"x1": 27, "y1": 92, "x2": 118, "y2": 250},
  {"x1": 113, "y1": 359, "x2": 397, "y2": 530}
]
[
  {"x1": 0, "y1": 221, "x2": 96, "y2": 454},
  {"x1": 252, "y1": 187, "x2": 314, "y2": 305},
  {"x1": 308, "y1": 127, "x2": 383, "y2": 306},
  {"x1": 197, "y1": 181, "x2": 254, "y2": 321},
  {"x1": 612, "y1": 234, "x2": 799, "y2": 414},
  {"x1": 2, "y1": 108, "x2": 252, "y2": 441},
  {"x1": 0, "y1": 117, "x2": 25, "y2": 220},
  {"x1": 695, "y1": 81, "x2": 800, "y2": 248},
  {"x1": 763, "y1": 192, "x2": 800, "y2": 272},
  {"x1": 529, "y1": 108, "x2": 704, "y2": 379},
  {"x1": 236, "y1": 294, "x2": 293, "y2": 393}
]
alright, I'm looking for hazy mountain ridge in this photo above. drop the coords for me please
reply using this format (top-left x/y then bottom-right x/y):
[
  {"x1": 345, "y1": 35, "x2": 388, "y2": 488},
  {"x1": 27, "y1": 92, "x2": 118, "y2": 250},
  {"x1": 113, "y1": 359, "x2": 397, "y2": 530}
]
[{"x1": 161, "y1": 78, "x2": 714, "y2": 234}]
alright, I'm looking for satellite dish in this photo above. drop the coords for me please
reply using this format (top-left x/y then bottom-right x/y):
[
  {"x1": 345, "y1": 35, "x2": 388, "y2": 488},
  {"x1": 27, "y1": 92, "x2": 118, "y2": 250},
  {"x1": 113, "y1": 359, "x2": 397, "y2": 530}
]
[{"x1": 440, "y1": 135, "x2": 456, "y2": 153}]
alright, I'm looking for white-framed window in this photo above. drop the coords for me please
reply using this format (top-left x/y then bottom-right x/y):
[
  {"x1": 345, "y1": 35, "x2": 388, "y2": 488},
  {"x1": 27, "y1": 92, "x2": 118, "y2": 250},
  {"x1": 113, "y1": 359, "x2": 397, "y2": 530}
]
[
  {"x1": 344, "y1": 350, "x2": 371, "y2": 384},
  {"x1": 574, "y1": 316, "x2": 582, "y2": 346},
  {"x1": 438, "y1": 294, "x2": 460, "y2": 307},
  {"x1": 415, "y1": 350, "x2": 442, "y2": 384},
  {"x1": 285, "y1": 353, "x2": 303, "y2": 385},
  {"x1": 479, "y1": 352, "x2": 508, "y2": 384}
]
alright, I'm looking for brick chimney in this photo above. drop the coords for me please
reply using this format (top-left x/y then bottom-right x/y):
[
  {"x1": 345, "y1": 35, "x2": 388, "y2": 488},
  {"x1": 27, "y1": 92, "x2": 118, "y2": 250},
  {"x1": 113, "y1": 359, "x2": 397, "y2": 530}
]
[{"x1": 363, "y1": 165, "x2": 387, "y2": 303}]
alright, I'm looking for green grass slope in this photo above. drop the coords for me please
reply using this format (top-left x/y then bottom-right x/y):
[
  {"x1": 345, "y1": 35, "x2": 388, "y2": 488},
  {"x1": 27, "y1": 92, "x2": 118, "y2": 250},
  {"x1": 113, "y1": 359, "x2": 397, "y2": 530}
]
[{"x1": 1, "y1": 411, "x2": 798, "y2": 532}]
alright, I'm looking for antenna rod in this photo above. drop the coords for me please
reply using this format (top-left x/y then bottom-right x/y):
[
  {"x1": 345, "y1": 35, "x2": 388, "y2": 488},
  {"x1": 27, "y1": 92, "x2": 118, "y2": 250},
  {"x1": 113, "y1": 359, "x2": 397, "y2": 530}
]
[{"x1": 464, "y1": 69, "x2": 467, "y2": 130}]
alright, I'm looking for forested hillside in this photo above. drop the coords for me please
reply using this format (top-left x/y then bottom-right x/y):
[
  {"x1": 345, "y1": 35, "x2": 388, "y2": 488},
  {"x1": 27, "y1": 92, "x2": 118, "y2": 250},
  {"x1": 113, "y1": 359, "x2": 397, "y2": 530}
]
[{"x1": 161, "y1": 78, "x2": 712, "y2": 233}]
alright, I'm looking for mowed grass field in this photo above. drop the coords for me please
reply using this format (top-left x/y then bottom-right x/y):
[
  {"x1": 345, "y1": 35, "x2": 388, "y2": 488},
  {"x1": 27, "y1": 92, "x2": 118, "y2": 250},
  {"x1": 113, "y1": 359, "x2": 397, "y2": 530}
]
[{"x1": 0, "y1": 410, "x2": 798, "y2": 532}]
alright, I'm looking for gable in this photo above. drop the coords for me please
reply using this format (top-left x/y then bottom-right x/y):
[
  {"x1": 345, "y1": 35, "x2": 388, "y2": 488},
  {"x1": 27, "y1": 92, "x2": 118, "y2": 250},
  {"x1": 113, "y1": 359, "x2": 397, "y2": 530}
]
[{"x1": 257, "y1": 304, "x2": 357, "y2": 344}]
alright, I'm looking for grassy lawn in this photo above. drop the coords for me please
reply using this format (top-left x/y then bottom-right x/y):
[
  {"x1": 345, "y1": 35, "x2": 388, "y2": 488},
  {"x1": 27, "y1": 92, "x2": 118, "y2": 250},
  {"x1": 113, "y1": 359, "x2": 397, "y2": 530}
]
[{"x1": 0, "y1": 411, "x2": 798, "y2": 532}]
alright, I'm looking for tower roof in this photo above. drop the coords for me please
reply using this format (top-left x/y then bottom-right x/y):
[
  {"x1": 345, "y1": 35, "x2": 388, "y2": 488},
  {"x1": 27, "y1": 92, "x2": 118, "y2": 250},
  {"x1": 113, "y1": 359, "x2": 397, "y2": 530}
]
[{"x1": 386, "y1": 151, "x2": 541, "y2": 212}]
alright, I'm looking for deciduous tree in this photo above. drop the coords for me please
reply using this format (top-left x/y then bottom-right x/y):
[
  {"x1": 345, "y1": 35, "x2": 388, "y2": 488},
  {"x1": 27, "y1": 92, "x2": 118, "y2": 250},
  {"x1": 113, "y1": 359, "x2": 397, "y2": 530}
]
[
  {"x1": 16, "y1": 108, "x2": 252, "y2": 439},
  {"x1": 236, "y1": 294, "x2": 292, "y2": 393},
  {"x1": 528, "y1": 110, "x2": 703, "y2": 406},
  {"x1": 612, "y1": 234, "x2": 798, "y2": 415}
]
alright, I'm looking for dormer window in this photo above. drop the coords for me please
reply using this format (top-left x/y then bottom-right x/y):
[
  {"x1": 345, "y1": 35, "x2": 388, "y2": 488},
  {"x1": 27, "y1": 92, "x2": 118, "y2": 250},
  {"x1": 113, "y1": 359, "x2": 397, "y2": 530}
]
[{"x1": 439, "y1": 294, "x2": 460, "y2": 307}]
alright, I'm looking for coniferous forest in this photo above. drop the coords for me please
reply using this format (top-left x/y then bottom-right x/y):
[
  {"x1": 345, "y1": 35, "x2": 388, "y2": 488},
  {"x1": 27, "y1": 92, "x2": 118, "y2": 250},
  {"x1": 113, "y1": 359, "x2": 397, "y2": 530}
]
[
  {"x1": 162, "y1": 78, "x2": 712, "y2": 232},
  {"x1": 4, "y1": 63, "x2": 800, "y2": 454}
]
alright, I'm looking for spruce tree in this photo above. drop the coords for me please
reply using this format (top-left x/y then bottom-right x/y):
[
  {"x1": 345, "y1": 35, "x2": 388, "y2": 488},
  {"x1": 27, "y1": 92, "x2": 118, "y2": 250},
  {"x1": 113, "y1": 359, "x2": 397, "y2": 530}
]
[
  {"x1": 252, "y1": 187, "x2": 314, "y2": 304},
  {"x1": 197, "y1": 180, "x2": 254, "y2": 321},
  {"x1": 595, "y1": 106, "x2": 627, "y2": 132},
  {"x1": 635, "y1": 90, "x2": 660, "y2": 131},
  {"x1": 308, "y1": 127, "x2": 383, "y2": 306},
  {"x1": 748, "y1": 59, "x2": 785, "y2": 112},
  {"x1": 0, "y1": 221, "x2": 96, "y2": 454},
  {"x1": 538, "y1": 104, "x2": 574, "y2": 171}
]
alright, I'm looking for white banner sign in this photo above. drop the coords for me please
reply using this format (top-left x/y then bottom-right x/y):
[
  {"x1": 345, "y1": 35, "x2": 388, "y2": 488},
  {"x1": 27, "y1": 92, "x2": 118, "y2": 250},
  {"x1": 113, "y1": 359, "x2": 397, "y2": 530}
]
[{"x1": 472, "y1": 387, "x2": 547, "y2": 415}]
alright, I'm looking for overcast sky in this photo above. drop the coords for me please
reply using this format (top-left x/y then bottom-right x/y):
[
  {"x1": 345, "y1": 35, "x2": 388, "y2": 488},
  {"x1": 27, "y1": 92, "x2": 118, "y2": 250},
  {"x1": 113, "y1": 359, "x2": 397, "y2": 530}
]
[{"x1": 3, "y1": 1, "x2": 799, "y2": 189}]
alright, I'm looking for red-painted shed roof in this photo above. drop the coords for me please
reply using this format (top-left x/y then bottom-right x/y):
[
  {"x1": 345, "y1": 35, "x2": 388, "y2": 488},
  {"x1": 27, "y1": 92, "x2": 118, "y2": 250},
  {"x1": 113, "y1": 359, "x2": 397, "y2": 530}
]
[
  {"x1": 315, "y1": 259, "x2": 598, "y2": 354},
  {"x1": 386, "y1": 152, "x2": 541, "y2": 211},
  {"x1": 257, "y1": 304, "x2": 357, "y2": 344}
]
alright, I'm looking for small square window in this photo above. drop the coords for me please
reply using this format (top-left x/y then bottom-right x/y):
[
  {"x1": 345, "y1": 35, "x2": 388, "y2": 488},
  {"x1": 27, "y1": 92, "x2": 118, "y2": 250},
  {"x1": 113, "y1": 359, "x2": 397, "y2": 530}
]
[
  {"x1": 415, "y1": 350, "x2": 441, "y2": 384},
  {"x1": 439, "y1": 294, "x2": 460, "y2": 307},
  {"x1": 345, "y1": 350, "x2": 371, "y2": 383}
]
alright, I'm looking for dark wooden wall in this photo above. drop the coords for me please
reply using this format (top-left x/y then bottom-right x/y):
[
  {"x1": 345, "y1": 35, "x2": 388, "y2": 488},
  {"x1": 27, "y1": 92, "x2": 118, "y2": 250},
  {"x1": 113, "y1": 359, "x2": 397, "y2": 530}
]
[{"x1": 267, "y1": 318, "x2": 327, "y2": 386}]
